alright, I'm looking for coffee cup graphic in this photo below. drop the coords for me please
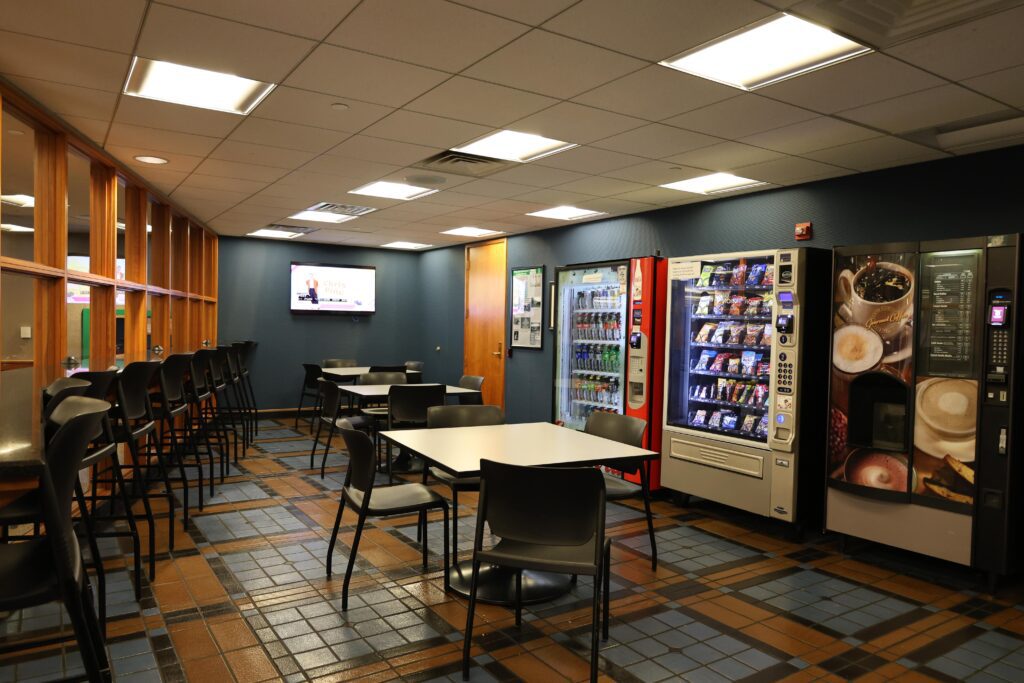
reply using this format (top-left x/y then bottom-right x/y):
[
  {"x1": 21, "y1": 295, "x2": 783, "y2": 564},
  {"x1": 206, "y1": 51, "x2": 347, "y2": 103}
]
[
  {"x1": 838, "y1": 261, "x2": 914, "y2": 339},
  {"x1": 916, "y1": 378, "x2": 977, "y2": 439}
]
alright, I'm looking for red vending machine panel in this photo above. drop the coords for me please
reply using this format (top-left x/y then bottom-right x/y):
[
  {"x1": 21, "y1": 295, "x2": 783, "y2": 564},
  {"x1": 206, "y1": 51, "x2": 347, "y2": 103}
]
[{"x1": 625, "y1": 256, "x2": 666, "y2": 490}]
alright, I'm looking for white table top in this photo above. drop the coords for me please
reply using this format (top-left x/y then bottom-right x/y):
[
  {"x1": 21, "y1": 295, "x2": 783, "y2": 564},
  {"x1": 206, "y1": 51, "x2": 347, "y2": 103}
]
[
  {"x1": 323, "y1": 367, "x2": 423, "y2": 379},
  {"x1": 340, "y1": 383, "x2": 477, "y2": 398},
  {"x1": 380, "y1": 422, "x2": 656, "y2": 476}
]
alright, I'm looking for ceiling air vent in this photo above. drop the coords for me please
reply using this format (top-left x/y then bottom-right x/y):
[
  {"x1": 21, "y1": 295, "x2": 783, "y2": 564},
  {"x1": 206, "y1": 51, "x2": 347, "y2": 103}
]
[
  {"x1": 305, "y1": 202, "x2": 377, "y2": 217},
  {"x1": 412, "y1": 150, "x2": 517, "y2": 178}
]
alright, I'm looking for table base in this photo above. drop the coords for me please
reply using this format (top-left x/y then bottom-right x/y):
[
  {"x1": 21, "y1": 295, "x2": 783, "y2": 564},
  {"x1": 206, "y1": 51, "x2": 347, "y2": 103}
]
[{"x1": 447, "y1": 560, "x2": 572, "y2": 605}]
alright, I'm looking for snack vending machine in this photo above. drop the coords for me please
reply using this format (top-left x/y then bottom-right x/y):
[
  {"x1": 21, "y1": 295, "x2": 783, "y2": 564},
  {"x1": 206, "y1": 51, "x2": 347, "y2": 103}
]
[
  {"x1": 553, "y1": 257, "x2": 667, "y2": 487},
  {"x1": 661, "y1": 248, "x2": 829, "y2": 525},
  {"x1": 826, "y1": 236, "x2": 1024, "y2": 585}
]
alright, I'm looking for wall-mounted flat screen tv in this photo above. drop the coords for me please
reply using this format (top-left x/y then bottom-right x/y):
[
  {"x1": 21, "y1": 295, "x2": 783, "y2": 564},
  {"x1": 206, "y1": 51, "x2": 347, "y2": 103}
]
[{"x1": 290, "y1": 262, "x2": 376, "y2": 314}]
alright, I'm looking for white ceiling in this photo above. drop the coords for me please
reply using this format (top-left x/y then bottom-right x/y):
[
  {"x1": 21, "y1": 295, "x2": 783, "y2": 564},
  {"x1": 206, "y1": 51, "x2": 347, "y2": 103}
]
[{"x1": 2, "y1": 0, "x2": 1023, "y2": 248}]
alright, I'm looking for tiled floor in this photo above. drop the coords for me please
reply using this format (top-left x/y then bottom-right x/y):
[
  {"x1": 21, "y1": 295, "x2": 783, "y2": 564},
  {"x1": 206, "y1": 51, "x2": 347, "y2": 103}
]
[{"x1": 4, "y1": 418, "x2": 1024, "y2": 682}]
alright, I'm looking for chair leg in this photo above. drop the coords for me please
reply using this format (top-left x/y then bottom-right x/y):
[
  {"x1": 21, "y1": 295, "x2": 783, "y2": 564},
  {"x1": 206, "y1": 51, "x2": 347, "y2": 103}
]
[
  {"x1": 319, "y1": 425, "x2": 335, "y2": 479},
  {"x1": 64, "y1": 581, "x2": 109, "y2": 683},
  {"x1": 341, "y1": 514, "x2": 367, "y2": 611},
  {"x1": 309, "y1": 419, "x2": 323, "y2": 470},
  {"x1": 75, "y1": 482, "x2": 106, "y2": 636},
  {"x1": 149, "y1": 430, "x2": 176, "y2": 552},
  {"x1": 326, "y1": 497, "x2": 345, "y2": 579},
  {"x1": 603, "y1": 540, "x2": 611, "y2": 641},
  {"x1": 640, "y1": 463, "x2": 657, "y2": 571},
  {"x1": 294, "y1": 391, "x2": 305, "y2": 431},
  {"x1": 462, "y1": 559, "x2": 482, "y2": 681},
  {"x1": 515, "y1": 569, "x2": 523, "y2": 627},
  {"x1": 111, "y1": 464, "x2": 143, "y2": 600},
  {"x1": 590, "y1": 563, "x2": 601, "y2": 683},
  {"x1": 125, "y1": 437, "x2": 157, "y2": 582},
  {"x1": 80, "y1": 579, "x2": 110, "y2": 680},
  {"x1": 421, "y1": 509, "x2": 429, "y2": 571},
  {"x1": 441, "y1": 502, "x2": 450, "y2": 593},
  {"x1": 451, "y1": 489, "x2": 460, "y2": 560}
]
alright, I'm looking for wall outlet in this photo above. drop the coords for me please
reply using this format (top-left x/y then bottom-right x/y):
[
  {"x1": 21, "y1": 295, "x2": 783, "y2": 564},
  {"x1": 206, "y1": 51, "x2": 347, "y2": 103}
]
[{"x1": 20, "y1": 326, "x2": 31, "y2": 339}]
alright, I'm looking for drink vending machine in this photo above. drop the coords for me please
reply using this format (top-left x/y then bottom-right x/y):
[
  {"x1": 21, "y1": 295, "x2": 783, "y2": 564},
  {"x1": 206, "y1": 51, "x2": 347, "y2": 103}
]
[
  {"x1": 552, "y1": 257, "x2": 667, "y2": 487},
  {"x1": 826, "y1": 236, "x2": 1024, "y2": 586}
]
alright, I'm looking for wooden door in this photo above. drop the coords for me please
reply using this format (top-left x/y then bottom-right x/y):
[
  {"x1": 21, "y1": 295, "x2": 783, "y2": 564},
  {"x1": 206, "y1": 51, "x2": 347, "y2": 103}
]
[{"x1": 464, "y1": 239, "x2": 506, "y2": 407}]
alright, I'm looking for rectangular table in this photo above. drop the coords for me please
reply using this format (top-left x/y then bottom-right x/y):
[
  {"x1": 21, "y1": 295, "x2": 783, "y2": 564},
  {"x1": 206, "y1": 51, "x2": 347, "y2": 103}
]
[
  {"x1": 322, "y1": 367, "x2": 422, "y2": 382},
  {"x1": 339, "y1": 383, "x2": 478, "y2": 400},
  {"x1": 379, "y1": 422, "x2": 656, "y2": 604}
]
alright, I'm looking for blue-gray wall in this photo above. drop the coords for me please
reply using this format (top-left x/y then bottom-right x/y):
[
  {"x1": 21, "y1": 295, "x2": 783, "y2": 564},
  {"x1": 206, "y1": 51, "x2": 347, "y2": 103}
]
[{"x1": 219, "y1": 145, "x2": 1024, "y2": 418}]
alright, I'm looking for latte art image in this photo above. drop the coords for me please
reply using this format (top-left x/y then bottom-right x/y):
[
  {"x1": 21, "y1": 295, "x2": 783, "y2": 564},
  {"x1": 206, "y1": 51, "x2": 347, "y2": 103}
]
[
  {"x1": 846, "y1": 452, "x2": 909, "y2": 491},
  {"x1": 833, "y1": 324, "x2": 883, "y2": 374},
  {"x1": 919, "y1": 378, "x2": 976, "y2": 435}
]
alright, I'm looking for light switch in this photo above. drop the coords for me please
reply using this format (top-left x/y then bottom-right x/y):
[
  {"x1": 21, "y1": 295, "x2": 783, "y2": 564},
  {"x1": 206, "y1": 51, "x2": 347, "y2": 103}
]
[{"x1": 20, "y1": 326, "x2": 31, "y2": 339}]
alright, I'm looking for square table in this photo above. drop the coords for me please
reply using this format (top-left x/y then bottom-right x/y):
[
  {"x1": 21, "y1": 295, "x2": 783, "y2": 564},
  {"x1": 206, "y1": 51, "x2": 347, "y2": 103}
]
[{"x1": 379, "y1": 422, "x2": 657, "y2": 605}]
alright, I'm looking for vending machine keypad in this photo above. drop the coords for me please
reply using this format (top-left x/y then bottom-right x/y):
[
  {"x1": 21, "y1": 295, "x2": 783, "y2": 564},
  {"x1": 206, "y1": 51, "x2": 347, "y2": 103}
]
[{"x1": 992, "y1": 329, "x2": 1009, "y2": 365}]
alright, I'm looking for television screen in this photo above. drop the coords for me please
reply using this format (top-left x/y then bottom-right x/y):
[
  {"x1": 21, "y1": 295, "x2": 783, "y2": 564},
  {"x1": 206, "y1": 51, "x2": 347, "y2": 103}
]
[{"x1": 290, "y1": 262, "x2": 375, "y2": 314}]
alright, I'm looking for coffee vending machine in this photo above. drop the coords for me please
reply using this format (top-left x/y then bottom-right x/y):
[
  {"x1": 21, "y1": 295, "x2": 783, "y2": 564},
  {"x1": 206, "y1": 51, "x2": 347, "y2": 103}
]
[{"x1": 826, "y1": 236, "x2": 1024, "y2": 586}]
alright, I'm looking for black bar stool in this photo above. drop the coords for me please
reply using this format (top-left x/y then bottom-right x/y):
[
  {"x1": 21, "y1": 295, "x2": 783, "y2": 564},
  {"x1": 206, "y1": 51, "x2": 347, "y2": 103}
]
[
  {"x1": 155, "y1": 354, "x2": 206, "y2": 529},
  {"x1": 232, "y1": 341, "x2": 259, "y2": 437}
]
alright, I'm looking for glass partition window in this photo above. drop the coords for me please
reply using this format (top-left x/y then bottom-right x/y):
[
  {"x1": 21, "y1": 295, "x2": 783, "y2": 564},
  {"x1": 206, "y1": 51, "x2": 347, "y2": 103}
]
[
  {"x1": 66, "y1": 147, "x2": 91, "y2": 273},
  {"x1": 66, "y1": 280, "x2": 91, "y2": 372},
  {"x1": 1, "y1": 272, "x2": 35, "y2": 366},
  {"x1": 1, "y1": 108, "x2": 36, "y2": 260},
  {"x1": 116, "y1": 178, "x2": 126, "y2": 278}
]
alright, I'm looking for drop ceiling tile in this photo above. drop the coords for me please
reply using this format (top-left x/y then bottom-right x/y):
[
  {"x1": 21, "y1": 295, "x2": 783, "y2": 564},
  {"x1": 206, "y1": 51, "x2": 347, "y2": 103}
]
[
  {"x1": 441, "y1": 207, "x2": 518, "y2": 222},
  {"x1": 271, "y1": 172, "x2": 403, "y2": 206},
  {"x1": 193, "y1": 159, "x2": 290, "y2": 183},
  {"x1": 209, "y1": 140, "x2": 316, "y2": 170},
  {"x1": 514, "y1": 188, "x2": 601, "y2": 206},
  {"x1": 4, "y1": 75, "x2": 118, "y2": 121},
  {"x1": 380, "y1": 167, "x2": 473, "y2": 190},
  {"x1": 125, "y1": 167, "x2": 189, "y2": 194},
  {"x1": 252, "y1": 181, "x2": 324, "y2": 205},
  {"x1": 542, "y1": 0, "x2": 772, "y2": 61},
  {"x1": 759, "y1": 53, "x2": 943, "y2": 115},
  {"x1": 298, "y1": 155, "x2": 401, "y2": 182},
  {"x1": 240, "y1": 193, "x2": 311, "y2": 211},
  {"x1": 177, "y1": 174, "x2": 268, "y2": 195},
  {"x1": 476, "y1": 198, "x2": 551, "y2": 214},
  {"x1": 326, "y1": 135, "x2": 439, "y2": 167},
  {"x1": 592, "y1": 123, "x2": 721, "y2": 159},
  {"x1": 113, "y1": 96, "x2": 240, "y2": 137},
  {"x1": 613, "y1": 187, "x2": 702, "y2": 206},
  {"x1": 419, "y1": 191, "x2": 495, "y2": 208},
  {"x1": 510, "y1": 102, "x2": 645, "y2": 145},
  {"x1": 740, "y1": 117, "x2": 881, "y2": 155},
  {"x1": 456, "y1": 179, "x2": 539, "y2": 199},
  {"x1": 735, "y1": 156, "x2": 851, "y2": 185},
  {"x1": 1, "y1": 0, "x2": 145, "y2": 53},
  {"x1": 406, "y1": 77, "x2": 558, "y2": 127},
  {"x1": 662, "y1": 141, "x2": 785, "y2": 171},
  {"x1": 172, "y1": 185, "x2": 250, "y2": 204},
  {"x1": 285, "y1": 44, "x2": 449, "y2": 108},
  {"x1": 839, "y1": 84, "x2": 1008, "y2": 134},
  {"x1": 63, "y1": 116, "x2": 110, "y2": 145},
  {"x1": 159, "y1": 0, "x2": 360, "y2": 40},
  {"x1": 361, "y1": 110, "x2": 490, "y2": 149},
  {"x1": 486, "y1": 164, "x2": 588, "y2": 187},
  {"x1": 605, "y1": 161, "x2": 705, "y2": 185},
  {"x1": 886, "y1": 4, "x2": 1024, "y2": 81},
  {"x1": 582, "y1": 196, "x2": 663, "y2": 213},
  {"x1": 804, "y1": 136, "x2": 950, "y2": 172},
  {"x1": 326, "y1": 0, "x2": 527, "y2": 72},
  {"x1": 572, "y1": 65, "x2": 736, "y2": 122},
  {"x1": 464, "y1": 29, "x2": 646, "y2": 99},
  {"x1": 136, "y1": 4, "x2": 314, "y2": 82},
  {"x1": 107, "y1": 122, "x2": 221, "y2": 157},
  {"x1": 534, "y1": 145, "x2": 646, "y2": 174},
  {"x1": 962, "y1": 64, "x2": 1024, "y2": 109},
  {"x1": 664, "y1": 95, "x2": 818, "y2": 139},
  {"x1": 175, "y1": 198, "x2": 238, "y2": 222},
  {"x1": 228, "y1": 118, "x2": 349, "y2": 154},
  {"x1": 251, "y1": 87, "x2": 393, "y2": 134},
  {"x1": 554, "y1": 176, "x2": 648, "y2": 197},
  {"x1": 107, "y1": 144, "x2": 205, "y2": 174},
  {"x1": 0, "y1": 31, "x2": 131, "y2": 91},
  {"x1": 448, "y1": 0, "x2": 576, "y2": 25}
]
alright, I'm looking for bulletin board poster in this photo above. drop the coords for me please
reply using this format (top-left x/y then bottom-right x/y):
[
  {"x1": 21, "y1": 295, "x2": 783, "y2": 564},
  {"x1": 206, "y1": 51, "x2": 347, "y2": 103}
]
[{"x1": 511, "y1": 265, "x2": 544, "y2": 349}]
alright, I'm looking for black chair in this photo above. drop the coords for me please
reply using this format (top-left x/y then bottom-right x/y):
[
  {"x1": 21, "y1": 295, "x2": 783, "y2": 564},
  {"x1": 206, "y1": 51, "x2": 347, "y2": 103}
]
[
  {"x1": 457, "y1": 375, "x2": 484, "y2": 405},
  {"x1": 72, "y1": 371, "x2": 118, "y2": 401},
  {"x1": 584, "y1": 412, "x2": 657, "y2": 571},
  {"x1": 231, "y1": 341, "x2": 259, "y2": 437},
  {"x1": 220, "y1": 345, "x2": 254, "y2": 450},
  {"x1": 462, "y1": 460, "x2": 610, "y2": 683},
  {"x1": 42, "y1": 377, "x2": 90, "y2": 421},
  {"x1": 190, "y1": 349, "x2": 231, "y2": 482},
  {"x1": 0, "y1": 397, "x2": 112, "y2": 682},
  {"x1": 381, "y1": 384, "x2": 445, "y2": 482},
  {"x1": 155, "y1": 354, "x2": 207, "y2": 529},
  {"x1": 208, "y1": 348, "x2": 243, "y2": 464},
  {"x1": 295, "y1": 363, "x2": 323, "y2": 430},
  {"x1": 323, "y1": 358, "x2": 357, "y2": 368},
  {"x1": 404, "y1": 361, "x2": 424, "y2": 383},
  {"x1": 326, "y1": 422, "x2": 449, "y2": 609},
  {"x1": 423, "y1": 405, "x2": 504, "y2": 557},
  {"x1": 309, "y1": 378, "x2": 371, "y2": 479}
]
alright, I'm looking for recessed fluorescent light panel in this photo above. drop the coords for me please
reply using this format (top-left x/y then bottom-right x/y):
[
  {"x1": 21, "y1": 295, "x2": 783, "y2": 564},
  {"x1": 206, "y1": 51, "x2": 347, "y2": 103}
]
[
  {"x1": 527, "y1": 206, "x2": 607, "y2": 221},
  {"x1": 441, "y1": 227, "x2": 504, "y2": 238},
  {"x1": 123, "y1": 57, "x2": 275, "y2": 114},
  {"x1": 350, "y1": 181, "x2": 438, "y2": 201},
  {"x1": 247, "y1": 228, "x2": 301, "y2": 239},
  {"x1": 289, "y1": 210, "x2": 357, "y2": 224},
  {"x1": 452, "y1": 130, "x2": 577, "y2": 162},
  {"x1": 382, "y1": 241, "x2": 431, "y2": 249},
  {"x1": 1, "y1": 223, "x2": 34, "y2": 232},
  {"x1": 661, "y1": 172, "x2": 766, "y2": 194},
  {"x1": 660, "y1": 14, "x2": 871, "y2": 91},
  {"x1": 1, "y1": 194, "x2": 34, "y2": 208}
]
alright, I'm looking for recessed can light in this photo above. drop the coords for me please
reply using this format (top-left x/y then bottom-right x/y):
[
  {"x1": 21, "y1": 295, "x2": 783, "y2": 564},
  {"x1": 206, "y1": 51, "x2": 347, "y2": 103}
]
[
  {"x1": 134, "y1": 155, "x2": 168, "y2": 165},
  {"x1": 331, "y1": 102, "x2": 350, "y2": 111}
]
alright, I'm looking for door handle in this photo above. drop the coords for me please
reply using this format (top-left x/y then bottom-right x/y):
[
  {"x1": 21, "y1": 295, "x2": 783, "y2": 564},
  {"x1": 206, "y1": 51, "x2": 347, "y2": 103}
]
[{"x1": 492, "y1": 341, "x2": 503, "y2": 357}]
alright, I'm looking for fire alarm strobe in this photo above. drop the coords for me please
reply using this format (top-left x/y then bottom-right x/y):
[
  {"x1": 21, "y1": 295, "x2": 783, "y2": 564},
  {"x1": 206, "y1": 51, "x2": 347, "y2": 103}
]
[{"x1": 795, "y1": 221, "x2": 812, "y2": 241}]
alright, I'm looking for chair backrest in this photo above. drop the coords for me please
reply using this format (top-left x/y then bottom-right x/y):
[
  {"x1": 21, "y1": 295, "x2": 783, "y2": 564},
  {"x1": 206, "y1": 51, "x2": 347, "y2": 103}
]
[
  {"x1": 427, "y1": 404, "x2": 504, "y2": 429},
  {"x1": 41, "y1": 378, "x2": 90, "y2": 421},
  {"x1": 213, "y1": 348, "x2": 235, "y2": 384},
  {"x1": 457, "y1": 375, "x2": 484, "y2": 405},
  {"x1": 219, "y1": 345, "x2": 241, "y2": 380},
  {"x1": 190, "y1": 349, "x2": 213, "y2": 395},
  {"x1": 337, "y1": 421, "x2": 377, "y2": 497},
  {"x1": 369, "y1": 364, "x2": 405, "y2": 373},
  {"x1": 479, "y1": 460, "x2": 605, "y2": 551},
  {"x1": 323, "y1": 358, "x2": 357, "y2": 368},
  {"x1": 358, "y1": 371, "x2": 406, "y2": 386},
  {"x1": 232, "y1": 341, "x2": 255, "y2": 371},
  {"x1": 117, "y1": 361, "x2": 160, "y2": 422},
  {"x1": 404, "y1": 361, "x2": 424, "y2": 371},
  {"x1": 584, "y1": 411, "x2": 647, "y2": 474},
  {"x1": 317, "y1": 378, "x2": 342, "y2": 420},
  {"x1": 389, "y1": 384, "x2": 446, "y2": 424},
  {"x1": 159, "y1": 354, "x2": 192, "y2": 405},
  {"x1": 42, "y1": 396, "x2": 111, "y2": 584},
  {"x1": 302, "y1": 363, "x2": 323, "y2": 388},
  {"x1": 71, "y1": 370, "x2": 118, "y2": 401}
]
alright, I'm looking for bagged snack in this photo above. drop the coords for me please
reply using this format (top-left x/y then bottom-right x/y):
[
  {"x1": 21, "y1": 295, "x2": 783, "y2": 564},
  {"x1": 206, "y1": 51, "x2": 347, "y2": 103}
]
[
  {"x1": 695, "y1": 322, "x2": 717, "y2": 342},
  {"x1": 692, "y1": 410, "x2": 707, "y2": 427},
  {"x1": 755, "y1": 414, "x2": 769, "y2": 437},
  {"x1": 710, "y1": 352, "x2": 730, "y2": 372},
  {"x1": 746, "y1": 263, "x2": 766, "y2": 286},
  {"x1": 761, "y1": 324, "x2": 773, "y2": 344},
  {"x1": 753, "y1": 384, "x2": 768, "y2": 406},
  {"x1": 745, "y1": 296, "x2": 763, "y2": 316},
  {"x1": 731, "y1": 382, "x2": 746, "y2": 403},
  {"x1": 711, "y1": 265, "x2": 731, "y2": 286},
  {"x1": 743, "y1": 323, "x2": 762, "y2": 346},
  {"x1": 708, "y1": 410, "x2": 723, "y2": 428},
  {"x1": 757, "y1": 360, "x2": 771, "y2": 375},
  {"x1": 698, "y1": 384, "x2": 710, "y2": 399},
  {"x1": 711, "y1": 292, "x2": 730, "y2": 315},
  {"x1": 727, "y1": 324, "x2": 744, "y2": 344},
  {"x1": 711, "y1": 322, "x2": 731, "y2": 344},
  {"x1": 695, "y1": 350, "x2": 716, "y2": 371},
  {"x1": 763, "y1": 264, "x2": 775, "y2": 285},
  {"x1": 741, "y1": 350, "x2": 757, "y2": 375},
  {"x1": 695, "y1": 294, "x2": 712, "y2": 315},
  {"x1": 697, "y1": 265, "x2": 715, "y2": 287},
  {"x1": 716, "y1": 378, "x2": 730, "y2": 400},
  {"x1": 721, "y1": 411, "x2": 738, "y2": 430},
  {"x1": 727, "y1": 356, "x2": 741, "y2": 374},
  {"x1": 730, "y1": 264, "x2": 747, "y2": 287},
  {"x1": 728, "y1": 295, "x2": 747, "y2": 316},
  {"x1": 740, "y1": 414, "x2": 757, "y2": 432}
]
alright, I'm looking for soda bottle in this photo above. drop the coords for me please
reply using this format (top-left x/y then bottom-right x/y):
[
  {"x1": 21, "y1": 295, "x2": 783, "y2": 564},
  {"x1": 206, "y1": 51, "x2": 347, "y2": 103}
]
[
  {"x1": 609, "y1": 377, "x2": 619, "y2": 406},
  {"x1": 602, "y1": 345, "x2": 610, "y2": 372}
]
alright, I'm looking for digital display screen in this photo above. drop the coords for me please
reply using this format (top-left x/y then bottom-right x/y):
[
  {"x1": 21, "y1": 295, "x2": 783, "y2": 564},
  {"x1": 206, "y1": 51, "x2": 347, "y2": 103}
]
[
  {"x1": 990, "y1": 305, "x2": 1008, "y2": 326},
  {"x1": 778, "y1": 291, "x2": 794, "y2": 309},
  {"x1": 290, "y1": 262, "x2": 376, "y2": 314}
]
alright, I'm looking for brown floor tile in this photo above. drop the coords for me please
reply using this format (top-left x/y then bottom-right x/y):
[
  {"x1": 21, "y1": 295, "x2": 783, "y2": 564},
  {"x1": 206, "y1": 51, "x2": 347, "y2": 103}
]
[{"x1": 224, "y1": 646, "x2": 278, "y2": 682}]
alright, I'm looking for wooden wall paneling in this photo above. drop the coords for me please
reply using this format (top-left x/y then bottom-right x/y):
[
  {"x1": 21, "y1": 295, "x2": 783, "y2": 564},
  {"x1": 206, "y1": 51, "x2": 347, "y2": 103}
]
[
  {"x1": 170, "y1": 216, "x2": 188, "y2": 292},
  {"x1": 149, "y1": 203, "x2": 170, "y2": 289},
  {"x1": 204, "y1": 301, "x2": 217, "y2": 346},
  {"x1": 89, "y1": 284, "x2": 115, "y2": 370},
  {"x1": 89, "y1": 161, "x2": 116, "y2": 278},
  {"x1": 33, "y1": 130, "x2": 67, "y2": 269},
  {"x1": 204, "y1": 233, "x2": 218, "y2": 298},
  {"x1": 150, "y1": 294, "x2": 170, "y2": 355},
  {"x1": 124, "y1": 185, "x2": 147, "y2": 284},
  {"x1": 33, "y1": 276, "x2": 65, "y2": 386},
  {"x1": 189, "y1": 296, "x2": 204, "y2": 348},
  {"x1": 170, "y1": 296, "x2": 188, "y2": 352},
  {"x1": 188, "y1": 222, "x2": 203, "y2": 294},
  {"x1": 123, "y1": 289, "x2": 146, "y2": 362}
]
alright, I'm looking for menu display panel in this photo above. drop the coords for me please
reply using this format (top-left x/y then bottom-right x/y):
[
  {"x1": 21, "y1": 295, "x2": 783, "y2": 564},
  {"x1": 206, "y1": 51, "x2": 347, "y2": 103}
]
[{"x1": 917, "y1": 250, "x2": 981, "y2": 378}]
